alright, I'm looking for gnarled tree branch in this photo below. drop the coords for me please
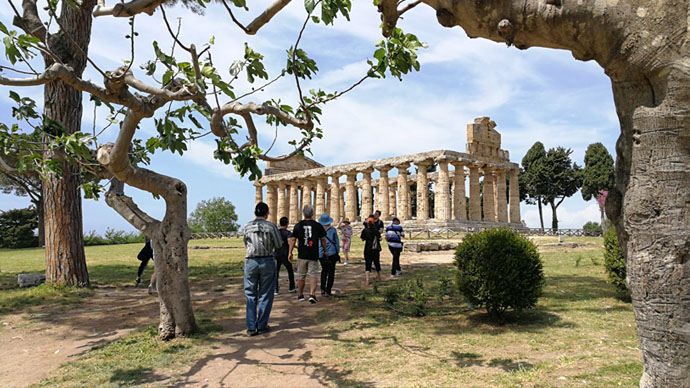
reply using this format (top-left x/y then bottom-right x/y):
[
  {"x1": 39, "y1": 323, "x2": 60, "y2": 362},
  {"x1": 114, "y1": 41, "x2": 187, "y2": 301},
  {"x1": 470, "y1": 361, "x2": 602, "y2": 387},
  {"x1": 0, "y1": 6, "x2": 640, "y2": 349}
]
[
  {"x1": 221, "y1": 0, "x2": 292, "y2": 35},
  {"x1": 93, "y1": 0, "x2": 166, "y2": 17}
]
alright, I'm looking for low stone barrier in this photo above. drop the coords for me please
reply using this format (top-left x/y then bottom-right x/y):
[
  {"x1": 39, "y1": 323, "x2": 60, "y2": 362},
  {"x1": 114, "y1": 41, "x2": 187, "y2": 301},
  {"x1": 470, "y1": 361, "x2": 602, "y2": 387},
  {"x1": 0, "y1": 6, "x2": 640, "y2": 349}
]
[
  {"x1": 404, "y1": 242, "x2": 458, "y2": 253},
  {"x1": 17, "y1": 273, "x2": 46, "y2": 288}
]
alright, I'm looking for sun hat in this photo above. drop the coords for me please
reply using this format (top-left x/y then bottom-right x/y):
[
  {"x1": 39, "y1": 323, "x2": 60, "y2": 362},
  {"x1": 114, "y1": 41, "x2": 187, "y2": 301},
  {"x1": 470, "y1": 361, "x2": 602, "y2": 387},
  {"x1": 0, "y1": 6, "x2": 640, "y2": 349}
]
[
  {"x1": 342, "y1": 217, "x2": 350, "y2": 224},
  {"x1": 318, "y1": 213, "x2": 334, "y2": 226}
]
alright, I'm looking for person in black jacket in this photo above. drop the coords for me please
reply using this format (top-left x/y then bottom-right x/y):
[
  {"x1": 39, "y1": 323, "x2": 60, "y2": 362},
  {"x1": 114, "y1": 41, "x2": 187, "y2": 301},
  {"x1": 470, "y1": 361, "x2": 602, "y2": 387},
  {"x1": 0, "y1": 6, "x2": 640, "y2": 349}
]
[
  {"x1": 274, "y1": 217, "x2": 296, "y2": 295},
  {"x1": 360, "y1": 215, "x2": 382, "y2": 285},
  {"x1": 136, "y1": 236, "x2": 158, "y2": 295}
]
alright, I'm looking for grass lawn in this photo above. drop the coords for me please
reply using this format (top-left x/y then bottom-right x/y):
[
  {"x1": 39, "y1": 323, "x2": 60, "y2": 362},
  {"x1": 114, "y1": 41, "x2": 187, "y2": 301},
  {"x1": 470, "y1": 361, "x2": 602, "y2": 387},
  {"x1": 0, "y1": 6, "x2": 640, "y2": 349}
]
[{"x1": 0, "y1": 235, "x2": 641, "y2": 387}]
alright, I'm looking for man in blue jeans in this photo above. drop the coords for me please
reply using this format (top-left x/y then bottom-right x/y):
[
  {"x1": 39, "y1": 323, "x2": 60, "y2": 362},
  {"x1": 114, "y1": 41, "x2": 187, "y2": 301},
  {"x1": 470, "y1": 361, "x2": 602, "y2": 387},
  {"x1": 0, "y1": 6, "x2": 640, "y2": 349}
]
[{"x1": 243, "y1": 202, "x2": 283, "y2": 336}]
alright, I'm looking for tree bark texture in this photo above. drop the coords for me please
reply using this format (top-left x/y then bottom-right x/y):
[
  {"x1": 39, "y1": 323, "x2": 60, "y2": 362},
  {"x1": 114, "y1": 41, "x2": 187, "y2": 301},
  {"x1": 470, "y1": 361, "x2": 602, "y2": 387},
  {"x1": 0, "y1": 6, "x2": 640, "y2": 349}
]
[
  {"x1": 397, "y1": 0, "x2": 690, "y2": 385},
  {"x1": 41, "y1": 0, "x2": 97, "y2": 286}
]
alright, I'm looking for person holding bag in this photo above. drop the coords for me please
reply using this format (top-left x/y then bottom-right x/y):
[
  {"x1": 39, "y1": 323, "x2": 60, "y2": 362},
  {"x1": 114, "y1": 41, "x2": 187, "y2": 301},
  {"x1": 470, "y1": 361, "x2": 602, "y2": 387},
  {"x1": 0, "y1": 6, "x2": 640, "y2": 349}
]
[{"x1": 318, "y1": 213, "x2": 340, "y2": 297}]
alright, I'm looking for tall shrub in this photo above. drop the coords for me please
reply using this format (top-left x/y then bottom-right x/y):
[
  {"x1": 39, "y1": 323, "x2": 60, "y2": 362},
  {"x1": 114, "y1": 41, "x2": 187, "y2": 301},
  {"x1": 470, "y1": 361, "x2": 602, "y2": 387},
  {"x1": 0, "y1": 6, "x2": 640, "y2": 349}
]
[
  {"x1": 603, "y1": 227, "x2": 628, "y2": 294},
  {"x1": 455, "y1": 228, "x2": 544, "y2": 318}
]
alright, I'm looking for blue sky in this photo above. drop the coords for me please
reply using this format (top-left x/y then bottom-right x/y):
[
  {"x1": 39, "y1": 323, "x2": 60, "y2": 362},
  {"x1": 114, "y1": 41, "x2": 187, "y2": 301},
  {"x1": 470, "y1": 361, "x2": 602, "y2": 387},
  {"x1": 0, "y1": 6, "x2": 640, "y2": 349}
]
[{"x1": 0, "y1": 1, "x2": 618, "y2": 233}]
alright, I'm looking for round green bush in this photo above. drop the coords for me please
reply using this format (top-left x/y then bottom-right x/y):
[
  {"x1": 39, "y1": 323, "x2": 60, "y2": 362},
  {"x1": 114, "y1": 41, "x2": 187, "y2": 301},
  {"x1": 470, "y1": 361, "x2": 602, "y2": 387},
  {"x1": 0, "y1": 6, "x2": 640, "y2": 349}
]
[
  {"x1": 454, "y1": 228, "x2": 544, "y2": 317},
  {"x1": 603, "y1": 227, "x2": 627, "y2": 293},
  {"x1": 582, "y1": 221, "x2": 602, "y2": 236}
]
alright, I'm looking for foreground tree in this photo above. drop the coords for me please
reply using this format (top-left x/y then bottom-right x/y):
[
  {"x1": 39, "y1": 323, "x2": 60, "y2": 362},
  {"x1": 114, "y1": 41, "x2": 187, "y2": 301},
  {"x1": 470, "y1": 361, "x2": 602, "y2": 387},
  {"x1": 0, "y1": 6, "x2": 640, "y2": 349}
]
[
  {"x1": 581, "y1": 142, "x2": 614, "y2": 229},
  {"x1": 1, "y1": 0, "x2": 423, "y2": 339},
  {"x1": 188, "y1": 197, "x2": 239, "y2": 233},
  {"x1": 379, "y1": 0, "x2": 690, "y2": 385}
]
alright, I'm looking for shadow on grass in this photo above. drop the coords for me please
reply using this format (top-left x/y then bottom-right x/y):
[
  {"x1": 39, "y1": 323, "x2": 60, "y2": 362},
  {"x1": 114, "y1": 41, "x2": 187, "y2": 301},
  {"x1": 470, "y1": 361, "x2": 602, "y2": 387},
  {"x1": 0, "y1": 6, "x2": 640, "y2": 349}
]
[{"x1": 544, "y1": 275, "x2": 620, "y2": 303}]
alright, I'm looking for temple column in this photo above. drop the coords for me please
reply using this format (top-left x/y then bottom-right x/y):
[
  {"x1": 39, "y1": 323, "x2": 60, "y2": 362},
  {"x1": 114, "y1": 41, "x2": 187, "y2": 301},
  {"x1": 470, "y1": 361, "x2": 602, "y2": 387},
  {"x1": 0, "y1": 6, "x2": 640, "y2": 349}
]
[
  {"x1": 416, "y1": 161, "x2": 430, "y2": 221},
  {"x1": 435, "y1": 161, "x2": 451, "y2": 221},
  {"x1": 266, "y1": 183, "x2": 278, "y2": 224},
  {"x1": 407, "y1": 182, "x2": 413, "y2": 219},
  {"x1": 345, "y1": 172, "x2": 358, "y2": 222},
  {"x1": 389, "y1": 183, "x2": 397, "y2": 218},
  {"x1": 469, "y1": 166, "x2": 481, "y2": 221},
  {"x1": 276, "y1": 183, "x2": 287, "y2": 221},
  {"x1": 361, "y1": 169, "x2": 374, "y2": 218},
  {"x1": 483, "y1": 169, "x2": 496, "y2": 222},
  {"x1": 254, "y1": 182, "x2": 263, "y2": 207},
  {"x1": 496, "y1": 169, "x2": 508, "y2": 223},
  {"x1": 340, "y1": 186, "x2": 346, "y2": 220},
  {"x1": 315, "y1": 177, "x2": 326, "y2": 216},
  {"x1": 377, "y1": 167, "x2": 390, "y2": 220},
  {"x1": 301, "y1": 180, "x2": 313, "y2": 213},
  {"x1": 289, "y1": 183, "x2": 299, "y2": 224},
  {"x1": 509, "y1": 168, "x2": 521, "y2": 224},
  {"x1": 396, "y1": 164, "x2": 410, "y2": 220},
  {"x1": 330, "y1": 176, "x2": 341, "y2": 220},
  {"x1": 452, "y1": 162, "x2": 467, "y2": 220}
]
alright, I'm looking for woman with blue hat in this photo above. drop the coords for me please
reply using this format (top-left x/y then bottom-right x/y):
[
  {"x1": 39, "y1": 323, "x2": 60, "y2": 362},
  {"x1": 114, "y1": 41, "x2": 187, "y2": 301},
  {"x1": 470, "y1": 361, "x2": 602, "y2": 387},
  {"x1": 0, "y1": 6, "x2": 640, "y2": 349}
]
[{"x1": 318, "y1": 213, "x2": 340, "y2": 297}]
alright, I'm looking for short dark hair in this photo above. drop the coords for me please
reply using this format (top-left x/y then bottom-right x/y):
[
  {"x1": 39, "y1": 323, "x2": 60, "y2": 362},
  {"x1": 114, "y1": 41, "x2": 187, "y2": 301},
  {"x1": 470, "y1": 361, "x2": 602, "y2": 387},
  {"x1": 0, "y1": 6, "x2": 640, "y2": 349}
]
[
  {"x1": 279, "y1": 216, "x2": 289, "y2": 226},
  {"x1": 375, "y1": 210, "x2": 381, "y2": 216},
  {"x1": 392, "y1": 217, "x2": 400, "y2": 224},
  {"x1": 255, "y1": 202, "x2": 269, "y2": 217}
]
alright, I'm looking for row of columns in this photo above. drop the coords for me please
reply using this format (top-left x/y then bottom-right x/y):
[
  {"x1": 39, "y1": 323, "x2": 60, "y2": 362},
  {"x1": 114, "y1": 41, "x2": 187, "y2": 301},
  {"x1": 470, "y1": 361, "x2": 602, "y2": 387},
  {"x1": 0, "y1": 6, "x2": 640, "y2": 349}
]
[{"x1": 255, "y1": 162, "x2": 521, "y2": 226}]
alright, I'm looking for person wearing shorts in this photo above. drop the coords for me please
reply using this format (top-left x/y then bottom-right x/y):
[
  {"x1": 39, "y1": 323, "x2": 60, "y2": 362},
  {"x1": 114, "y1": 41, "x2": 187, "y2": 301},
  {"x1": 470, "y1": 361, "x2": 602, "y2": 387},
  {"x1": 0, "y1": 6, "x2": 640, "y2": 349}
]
[
  {"x1": 338, "y1": 218, "x2": 353, "y2": 264},
  {"x1": 288, "y1": 204, "x2": 328, "y2": 304},
  {"x1": 360, "y1": 215, "x2": 382, "y2": 285}
]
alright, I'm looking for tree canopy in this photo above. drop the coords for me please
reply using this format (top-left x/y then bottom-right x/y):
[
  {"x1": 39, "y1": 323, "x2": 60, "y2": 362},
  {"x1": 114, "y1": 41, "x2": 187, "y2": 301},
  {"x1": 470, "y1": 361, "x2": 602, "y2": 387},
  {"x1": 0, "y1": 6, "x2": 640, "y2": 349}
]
[
  {"x1": 581, "y1": 142, "x2": 614, "y2": 201},
  {"x1": 188, "y1": 197, "x2": 238, "y2": 233}
]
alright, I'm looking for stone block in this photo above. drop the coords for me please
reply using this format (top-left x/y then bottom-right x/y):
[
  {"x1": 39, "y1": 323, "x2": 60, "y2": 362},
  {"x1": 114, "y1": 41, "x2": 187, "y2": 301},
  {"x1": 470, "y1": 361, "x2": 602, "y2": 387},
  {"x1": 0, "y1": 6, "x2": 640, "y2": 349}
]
[
  {"x1": 405, "y1": 244, "x2": 421, "y2": 253},
  {"x1": 427, "y1": 243, "x2": 440, "y2": 251},
  {"x1": 18, "y1": 273, "x2": 46, "y2": 288}
]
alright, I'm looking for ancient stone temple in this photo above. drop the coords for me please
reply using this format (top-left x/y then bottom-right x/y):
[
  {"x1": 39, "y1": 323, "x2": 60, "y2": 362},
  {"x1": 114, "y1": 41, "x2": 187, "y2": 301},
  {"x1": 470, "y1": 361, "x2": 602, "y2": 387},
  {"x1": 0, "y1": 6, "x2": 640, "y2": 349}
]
[{"x1": 253, "y1": 117, "x2": 521, "y2": 228}]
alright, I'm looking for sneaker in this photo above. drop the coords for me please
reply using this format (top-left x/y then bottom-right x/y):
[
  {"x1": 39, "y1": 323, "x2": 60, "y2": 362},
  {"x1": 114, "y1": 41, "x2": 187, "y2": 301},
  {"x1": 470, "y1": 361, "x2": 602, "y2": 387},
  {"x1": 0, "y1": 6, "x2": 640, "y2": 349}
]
[
  {"x1": 320, "y1": 290, "x2": 326, "y2": 296},
  {"x1": 309, "y1": 295, "x2": 317, "y2": 304},
  {"x1": 256, "y1": 325, "x2": 271, "y2": 335},
  {"x1": 147, "y1": 284, "x2": 154, "y2": 295},
  {"x1": 391, "y1": 274, "x2": 397, "y2": 278},
  {"x1": 288, "y1": 288, "x2": 297, "y2": 293},
  {"x1": 135, "y1": 277, "x2": 141, "y2": 285},
  {"x1": 343, "y1": 261, "x2": 349, "y2": 265},
  {"x1": 397, "y1": 270, "x2": 403, "y2": 276},
  {"x1": 246, "y1": 329, "x2": 258, "y2": 337},
  {"x1": 298, "y1": 294, "x2": 305, "y2": 302}
]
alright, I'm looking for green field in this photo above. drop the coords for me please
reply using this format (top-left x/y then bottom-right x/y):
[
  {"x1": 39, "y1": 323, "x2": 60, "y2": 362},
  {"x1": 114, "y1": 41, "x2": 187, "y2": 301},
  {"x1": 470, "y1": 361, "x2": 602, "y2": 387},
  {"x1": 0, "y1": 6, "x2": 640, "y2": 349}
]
[{"x1": 0, "y1": 236, "x2": 641, "y2": 387}]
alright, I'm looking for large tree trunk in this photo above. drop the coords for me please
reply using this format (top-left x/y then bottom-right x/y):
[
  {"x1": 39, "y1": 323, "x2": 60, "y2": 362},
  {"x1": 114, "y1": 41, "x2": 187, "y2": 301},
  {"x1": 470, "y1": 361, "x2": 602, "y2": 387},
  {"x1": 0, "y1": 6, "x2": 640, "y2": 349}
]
[
  {"x1": 380, "y1": 0, "x2": 690, "y2": 385},
  {"x1": 608, "y1": 67, "x2": 690, "y2": 387},
  {"x1": 41, "y1": 0, "x2": 96, "y2": 286},
  {"x1": 549, "y1": 201, "x2": 558, "y2": 231},
  {"x1": 36, "y1": 196, "x2": 44, "y2": 247}
]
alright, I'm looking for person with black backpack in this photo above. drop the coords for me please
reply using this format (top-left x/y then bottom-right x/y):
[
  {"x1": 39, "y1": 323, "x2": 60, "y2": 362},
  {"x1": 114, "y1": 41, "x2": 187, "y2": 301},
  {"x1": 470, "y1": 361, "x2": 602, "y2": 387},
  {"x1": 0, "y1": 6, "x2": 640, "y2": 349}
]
[
  {"x1": 136, "y1": 236, "x2": 157, "y2": 294},
  {"x1": 274, "y1": 217, "x2": 296, "y2": 295},
  {"x1": 317, "y1": 213, "x2": 340, "y2": 297},
  {"x1": 360, "y1": 215, "x2": 383, "y2": 286}
]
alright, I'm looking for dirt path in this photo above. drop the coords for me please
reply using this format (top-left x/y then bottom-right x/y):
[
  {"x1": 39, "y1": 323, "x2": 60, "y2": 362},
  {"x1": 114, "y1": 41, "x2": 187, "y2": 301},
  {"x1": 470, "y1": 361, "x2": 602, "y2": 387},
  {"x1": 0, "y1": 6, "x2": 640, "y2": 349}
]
[{"x1": 0, "y1": 250, "x2": 455, "y2": 388}]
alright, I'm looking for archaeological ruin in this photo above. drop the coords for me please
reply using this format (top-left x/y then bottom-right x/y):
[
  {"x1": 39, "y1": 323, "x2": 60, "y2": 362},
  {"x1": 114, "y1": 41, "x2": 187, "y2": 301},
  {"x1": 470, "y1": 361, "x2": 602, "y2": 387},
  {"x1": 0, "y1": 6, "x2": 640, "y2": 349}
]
[{"x1": 253, "y1": 117, "x2": 521, "y2": 229}]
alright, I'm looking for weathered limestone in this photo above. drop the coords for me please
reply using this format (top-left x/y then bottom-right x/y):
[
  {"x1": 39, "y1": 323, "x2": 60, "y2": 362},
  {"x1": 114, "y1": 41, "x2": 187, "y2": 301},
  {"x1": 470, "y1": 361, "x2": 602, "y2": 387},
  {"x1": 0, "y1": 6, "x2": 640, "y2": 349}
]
[
  {"x1": 509, "y1": 168, "x2": 521, "y2": 224},
  {"x1": 330, "y1": 176, "x2": 340, "y2": 221},
  {"x1": 289, "y1": 184, "x2": 299, "y2": 224},
  {"x1": 254, "y1": 182, "x2": 263, "y2": 207},
  {"x1": 345, "y1": 173, "x2": 358, "y2": 222},
  {"x1": 301, "y1": 180, "x2": 312, "y2": 212},
  {"x1": 266, "y1": 184, "x2": 277, "y2": 224},
  {"x1": 361, "y1": 169, "x2": 374, "y2": 218},
  {"x1": 435, "y1": 160, "x2": 451, "y2": 221},
  {"x1": 389, "y1": 183, "x2": 397, "y2": 218},
  {"x1": 495, "y1": 170, "x2": 508, "y2": 223},
  {"x1": 452, "y1": 162, "x2": 467, "y2": 220},
  {"x1": 483, "y1": 169, "x2": 496, "y2": 222},
  {"x1": 315, "y1": 178, "x2": 326, "y2": 216},
  {"x1": 396, "y1": 164, "x2": 410, "y2": 220},
  {"x1": 378, "y1": 167, "x2": 390, "y2": 220},
  {"x1": 254, "y1": 117, "x2": 520, "y2": 230},
  {"x1": 416, "y1": 161, "x2": 430, "y2": 220},
  {"x1": 468, "y1": 167, "x2": 481, "y2": 221},
  {"x1": 277, "y1": 183, "x2": 287, "y2": 220}
]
